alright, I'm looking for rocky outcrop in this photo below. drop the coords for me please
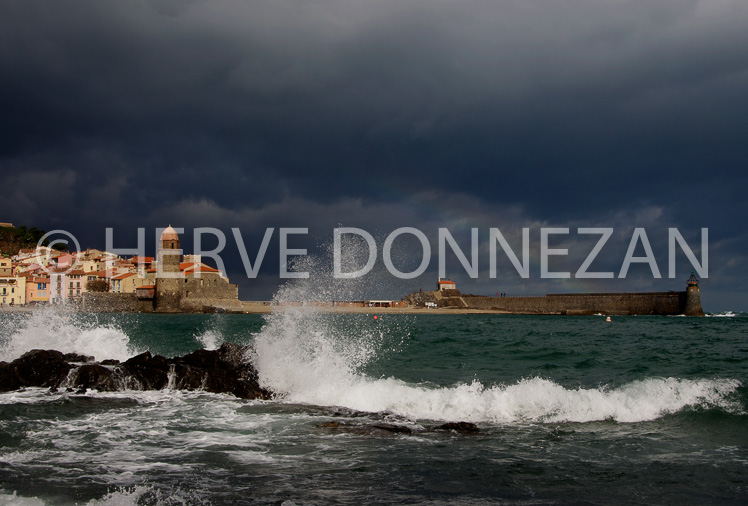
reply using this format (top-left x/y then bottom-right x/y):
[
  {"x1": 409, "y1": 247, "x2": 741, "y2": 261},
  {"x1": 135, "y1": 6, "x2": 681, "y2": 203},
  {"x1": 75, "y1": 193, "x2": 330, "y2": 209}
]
[
  {"x1": 0, "y1": 343, "x2": 271, "y2": 400},
  {"x1": 316, "y1": 420, "x2": 480, "y2": 435}
]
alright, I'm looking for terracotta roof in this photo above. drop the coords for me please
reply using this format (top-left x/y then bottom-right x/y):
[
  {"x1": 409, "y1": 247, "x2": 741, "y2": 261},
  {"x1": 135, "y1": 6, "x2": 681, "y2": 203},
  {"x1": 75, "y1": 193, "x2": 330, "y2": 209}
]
[
  {"x1": 138, "y1": 285, "x2": 155, "y2": 289},
  {"x1": 112, "y1": 272, "x2": 136, "y2": 280},
  {"x1": 179, "y1": 262, "x2": 195, "y2": 270},
  {"x1": 88, "y1": 270, "x2": 115, "y2": 278},
  {"x1": 438, "y1": 280, "x2": 455, "y2": 284},
  {"x1": 184, "y1": 265, "x2": 220, "y2": 273}
]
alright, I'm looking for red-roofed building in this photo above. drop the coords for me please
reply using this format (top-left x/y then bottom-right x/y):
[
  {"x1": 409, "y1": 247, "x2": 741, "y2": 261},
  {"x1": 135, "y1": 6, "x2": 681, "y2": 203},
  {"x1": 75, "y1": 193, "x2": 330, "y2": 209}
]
[
  {"x1": 111, "y1": 272, "x2": 151, "y2": 294},
  {"x1": 135, "y1": 285, "x2": 155, "y2": 299},
  {"x1": 25, "y1": 274, "x2": 50, "y2": 304},
  {"x1": 182, "y1": 264, "x2": 220, "y2": 274},
  {"x1": 130, "y1": 256, "x2": 154, "y2": 274},
  {"x1": 437, "y1": 279, "x2": 456, "y2": 291}
]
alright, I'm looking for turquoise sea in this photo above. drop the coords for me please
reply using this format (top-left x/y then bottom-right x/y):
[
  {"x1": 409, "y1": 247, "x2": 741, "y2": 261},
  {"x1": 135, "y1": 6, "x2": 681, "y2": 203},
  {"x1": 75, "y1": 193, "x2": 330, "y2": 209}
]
[{"x1": 0, "y1": 307, "x2": 746, "y2": 504}]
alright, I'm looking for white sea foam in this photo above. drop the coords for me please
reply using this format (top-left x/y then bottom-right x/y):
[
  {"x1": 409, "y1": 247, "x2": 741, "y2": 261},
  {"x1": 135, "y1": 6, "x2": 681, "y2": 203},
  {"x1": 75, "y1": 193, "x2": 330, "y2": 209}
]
[
  {"x1": 707, "y1": 311, "x2": 739, "y2": 317},
  {"x1": 195, "y1": 328, "x2": 222, "y2": 350},
  {"x1": 249, "y1": 244, "x2": 744, "y2": 424},
  {"x1": 84, "y1": 487, "x2": 151, "y2": 506},
  {"x1": 252, "y1": 287, "x2": 742, "y2": 424},
  {"x1": 0, "y1": 307, "x2": 139, "y2": 362},
  {"x1": 0, "y1": 490, "x2": 47, "y2": 506},
  {"x1": 257, "y1": 336, "x2": 742, "y2": 424},
  {"x1": 0, "y1": 486, "x2": 196, "y2": 506}
]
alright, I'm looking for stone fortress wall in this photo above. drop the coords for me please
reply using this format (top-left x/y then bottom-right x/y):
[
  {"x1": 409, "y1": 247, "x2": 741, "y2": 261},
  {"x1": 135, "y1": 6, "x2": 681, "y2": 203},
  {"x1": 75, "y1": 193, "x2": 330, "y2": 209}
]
[
  {"x1": 177, "y1": 273, "x2": 240, "y2": 312},
  {"x1": 461, "y1": 292, "x2": 686, "y2": 315},
  {"x1": 406, "y1": 275, "x2": 705, "y2": 316}
]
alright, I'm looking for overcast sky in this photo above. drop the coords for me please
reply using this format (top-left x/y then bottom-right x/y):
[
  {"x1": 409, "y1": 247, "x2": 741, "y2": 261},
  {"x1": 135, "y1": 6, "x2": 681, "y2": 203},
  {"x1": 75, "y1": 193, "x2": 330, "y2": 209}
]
[{"x1": 2, "y1": 0, "x2": 747, "y2": 310}]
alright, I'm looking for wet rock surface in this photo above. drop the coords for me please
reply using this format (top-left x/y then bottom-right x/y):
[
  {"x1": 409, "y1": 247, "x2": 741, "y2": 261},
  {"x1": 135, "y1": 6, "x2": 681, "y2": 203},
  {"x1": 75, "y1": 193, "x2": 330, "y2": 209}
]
[
  {"x1": 317, "y1": 408, "x2": 480, "y2": 435},
  {"x1": 316, "y1": 419, "x2": 480, "y2": 436},
  {"x1": 0, "y1": 343, "x2": 271, "y2": 400}
]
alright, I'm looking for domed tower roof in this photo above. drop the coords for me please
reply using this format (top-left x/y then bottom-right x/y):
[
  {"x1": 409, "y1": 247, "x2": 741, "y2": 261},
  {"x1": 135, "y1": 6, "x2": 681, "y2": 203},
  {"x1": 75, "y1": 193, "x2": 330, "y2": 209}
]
[{"x1": 160, "y1": 225, "x2": 179, "y2": 242}]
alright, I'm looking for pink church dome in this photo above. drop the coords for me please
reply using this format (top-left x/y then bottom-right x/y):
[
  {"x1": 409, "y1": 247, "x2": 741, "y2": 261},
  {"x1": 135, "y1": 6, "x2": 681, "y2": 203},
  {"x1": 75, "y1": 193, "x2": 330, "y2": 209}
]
[{"x1": 160, "y1": 225, "x2": 179, "y2": 242}]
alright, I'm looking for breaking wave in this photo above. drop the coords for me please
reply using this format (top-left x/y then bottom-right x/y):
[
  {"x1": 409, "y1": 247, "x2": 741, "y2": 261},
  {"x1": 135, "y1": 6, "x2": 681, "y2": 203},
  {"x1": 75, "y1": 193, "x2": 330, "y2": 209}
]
[
  {"x1": 706, "y1": 311, "x2": 743, "y2": 318},
  {"x1": 252, "y1": 308, "x2": 742, "y2": 423},
  {"x1": 251, "y1": 246, "x2": 744, "y2": 424},
  {"x1": 0, "y1": 307, "x2": 140, "y2": 362}
]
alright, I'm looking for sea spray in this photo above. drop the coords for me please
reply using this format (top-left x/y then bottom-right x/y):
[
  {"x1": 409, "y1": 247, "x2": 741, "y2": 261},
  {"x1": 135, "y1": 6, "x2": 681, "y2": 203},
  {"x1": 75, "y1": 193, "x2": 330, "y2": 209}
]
[
  {"x1": 250, "y1": 243, "x2": 744, "y2": 424},
  {"x1": 254, "y1": 321, "x2": 743, "y2": 423},
  {"x1": 250, "y1": 238, "x2": 411, "y2": 402},
  {"x1": 0, "y1": 306, "x2": 139, "y2": 362},
  {"x1": 1, "y1": 311, "x2": 746, "y2": 504},
  {"x1": 251, "y1": 308, "x2": 392, "y2": 398},
  {"x1": 195, "y1": 329, "x2": 223, "y2": 350}
]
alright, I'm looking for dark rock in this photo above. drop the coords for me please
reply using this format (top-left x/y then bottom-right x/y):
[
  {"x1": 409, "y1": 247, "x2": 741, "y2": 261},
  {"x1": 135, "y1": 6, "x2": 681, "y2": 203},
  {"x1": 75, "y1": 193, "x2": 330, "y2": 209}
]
[
  {"x1": 73, "y1": 364, "x2": 115, "y2": 390},
  {"x1": 180, "y1": 349, "x2": 220, "y2": 370},
  {"x1": 233, "y1": 379, "x2": 271, "y2": 400},
  {"x1": 331, "y1": 407, "x2": 372, "y2": 418},
  {"x1": 122, "y1": 352, "x2": 170, "y2": 390},
  {"x1": 217, "y1": 342, "x2": 250, "y2": 368},
  {"x1": 0, "y1": 350, "x2": 73, "y2": 391},
  {"x1": 169, "y1": 344, "x2": 270, "y2": 399},
  {"x1": 63, "y1": 353, "x2": 94, "y2": 363},
  {"x1": 435, "y1": 422, "x2": 480, "y2": 433},
  {"x1": 371, "y1": 423, "x2": 413, "y2": 434},
  {"x1": 317, "y1": 420, "x2": 413, "y2": 436},
  {"x1": 0, "y1": 362, "x2": 19, "y2": 392},
  {"x1": 0, "y1": 346, "x2": 271, "y2": 400}
]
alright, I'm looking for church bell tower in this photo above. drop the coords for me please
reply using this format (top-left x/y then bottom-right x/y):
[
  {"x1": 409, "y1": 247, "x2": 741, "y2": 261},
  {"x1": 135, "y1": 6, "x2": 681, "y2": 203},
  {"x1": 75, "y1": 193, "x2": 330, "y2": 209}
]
[{"x1": 156, "y1": 225, "x2": 182, "y2": 311}]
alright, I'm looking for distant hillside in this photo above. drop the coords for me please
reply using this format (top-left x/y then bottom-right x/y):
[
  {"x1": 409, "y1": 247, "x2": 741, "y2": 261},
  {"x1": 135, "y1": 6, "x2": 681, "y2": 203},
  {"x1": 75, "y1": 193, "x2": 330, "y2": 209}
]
[{"x1": 0, "y1": 225, "x2": 67, "y2": 257}]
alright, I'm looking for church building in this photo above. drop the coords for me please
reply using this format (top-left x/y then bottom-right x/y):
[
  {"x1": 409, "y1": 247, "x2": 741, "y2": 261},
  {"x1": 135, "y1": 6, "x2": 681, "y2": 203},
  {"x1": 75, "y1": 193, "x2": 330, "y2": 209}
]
[{"x1": 146, "y1": 226, "x2": 239, "y2": 312}]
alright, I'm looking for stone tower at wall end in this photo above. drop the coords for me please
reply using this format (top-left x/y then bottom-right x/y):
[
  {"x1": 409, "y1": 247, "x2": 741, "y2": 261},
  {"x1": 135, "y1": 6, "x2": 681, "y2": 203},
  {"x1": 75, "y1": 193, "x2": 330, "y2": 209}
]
[{"x1": 684, "y1": 272, "x2": 705, "y2": 317}]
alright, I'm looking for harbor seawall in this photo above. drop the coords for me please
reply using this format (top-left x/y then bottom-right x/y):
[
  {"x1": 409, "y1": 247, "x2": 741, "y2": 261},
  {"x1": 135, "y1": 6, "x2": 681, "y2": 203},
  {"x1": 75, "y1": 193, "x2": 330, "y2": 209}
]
[{"x1": 462, "y1": 292, "x2": 690, "y2": 316}]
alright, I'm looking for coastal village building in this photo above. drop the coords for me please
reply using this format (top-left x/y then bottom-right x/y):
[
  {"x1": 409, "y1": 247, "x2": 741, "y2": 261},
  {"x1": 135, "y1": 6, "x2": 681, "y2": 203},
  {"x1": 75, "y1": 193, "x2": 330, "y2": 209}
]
[
  {"x1": 138, "y1": 226, "x2": 239, "y2": 312},
  {"x1": 0, "y1": 258, "x2": 12, "y2": 276},
  {"x1": 111, "y1": 272, "x2": 151, "y2": 294},
  {"x1": 437, "y1": 279, "x2": 456, "y2": 291},
  {"x1": 0, "y1": 275, "x2": 26, "y2": 306},
  {"x1": 23, "y1": 274, "x2": 50, "y2": 304},
  {"x1": 1, "y1": 227, "x2": 237, "y2": 311},
  {"x1": 14, "y1": 247, "x2": 61, "y2": 268},
  {"x1": 49, "y1": 269, "x2": 87, "y2": 304},
  {"x1": 53, "y1": 253, "x2": 77, "y2": 270}
]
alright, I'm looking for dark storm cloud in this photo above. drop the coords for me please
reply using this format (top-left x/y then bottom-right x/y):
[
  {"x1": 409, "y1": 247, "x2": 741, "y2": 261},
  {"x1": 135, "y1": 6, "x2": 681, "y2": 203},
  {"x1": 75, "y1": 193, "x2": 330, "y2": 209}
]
[{"x1": 1, "y1": 0, "x2": 746, "y2": 306}]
